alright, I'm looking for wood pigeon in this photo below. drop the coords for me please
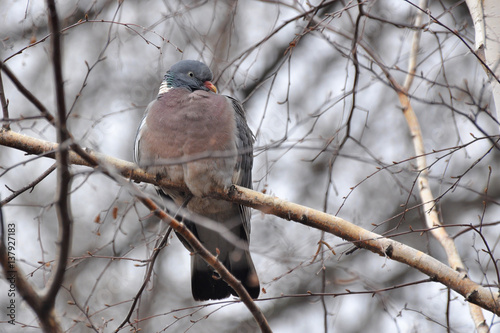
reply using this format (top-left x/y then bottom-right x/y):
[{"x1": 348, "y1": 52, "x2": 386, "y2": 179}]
[{"x1": 134, "y1": 60, "x2": 260, "y2": 301}]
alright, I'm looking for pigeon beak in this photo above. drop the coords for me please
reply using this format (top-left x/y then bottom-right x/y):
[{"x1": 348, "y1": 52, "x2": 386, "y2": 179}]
[{"x1": 204, "y1": 81, "x2": 217, "y2": 93}]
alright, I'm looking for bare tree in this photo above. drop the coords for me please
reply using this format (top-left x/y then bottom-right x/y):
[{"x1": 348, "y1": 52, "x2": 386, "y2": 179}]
[{"x1": 1, "y1": 1, "x2": 499, "y2": 332}]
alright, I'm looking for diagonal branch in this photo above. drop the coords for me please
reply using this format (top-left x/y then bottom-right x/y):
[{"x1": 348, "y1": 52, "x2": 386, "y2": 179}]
[
  {"x1": 133, "y1": 195, "x2": 272, "y2": 333},
  {"x1": 1, "y1": 128, "x2": 499, "y2": 317},
  {"x1": 0, "y1": 62, "x2": 55, "y2": 125},
  {"x1": 1, "y1": 163, "x2": 57, "y2": 205},
  {"x1": 222, "y1": 185, "x2": 500, "y2": 315}
]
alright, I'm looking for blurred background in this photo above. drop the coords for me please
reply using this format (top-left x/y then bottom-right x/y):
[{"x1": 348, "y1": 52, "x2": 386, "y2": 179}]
[{"x1": 1, "y1": 0, "x2": 499, "y2": 332}]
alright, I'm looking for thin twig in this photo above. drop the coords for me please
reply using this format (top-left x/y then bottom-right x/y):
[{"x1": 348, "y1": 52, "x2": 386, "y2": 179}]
[
  {"x1": 404, "y1": 0, "x2": 500, "y2": 84},
  {"x1": 3, "y1": 16, "x2": 182, "y2": 64},
  {"x1": 1, "y1": 163, "x2": 57, "y2": 205},
  {"x1": 115, "y1": 227, "x2": 173, "y2": 332},
  {"x1": 0, "y1": 62, "x2": 55, "y2": 125},
  {"x1": 0, "y1": 55, "x2": 102, "y2": 169}
]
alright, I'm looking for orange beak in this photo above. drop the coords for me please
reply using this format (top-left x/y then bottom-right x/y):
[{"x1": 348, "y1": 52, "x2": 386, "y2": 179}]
[{"x1": 204, "y1": 81, "x2": 217, "y2": 93}]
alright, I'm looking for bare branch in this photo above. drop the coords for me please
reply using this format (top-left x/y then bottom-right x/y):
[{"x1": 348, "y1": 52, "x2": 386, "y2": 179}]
[
  {"x1": 1, "y1": 128, "x2": 499, "y2": 317},
  {"x1": 402, "y1": 1, "x2": 488, "y2": 331},
  {"x1": 404, "y1": 0, "x2": 499, "y2": 84},
  {"x1": 1, "y1": 163, "x2": 57, "y2": 205},
  {"x1": 38, "y1": 2, "x2": 71, "y2": 333},
  {"x1": 115, "y1": 227, "x2": 173, "y2": 331},
  {"x1": 0, "y1": 132, "x2": 270, "y2": 330},
  {"x1": 0, "y1": 62, "x2": 55, "y2": 125},
  {"x1": 133, "y1": 196, "x2": 272, "y2": 333},
  {"x1": 223, "y1": 185, "x2": 500, "y2": 315}
]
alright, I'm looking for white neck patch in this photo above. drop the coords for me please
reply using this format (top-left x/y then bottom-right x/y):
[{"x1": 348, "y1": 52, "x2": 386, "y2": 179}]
[{"x1": 158, "y1": 81, "x2": 171, "y2": 95}]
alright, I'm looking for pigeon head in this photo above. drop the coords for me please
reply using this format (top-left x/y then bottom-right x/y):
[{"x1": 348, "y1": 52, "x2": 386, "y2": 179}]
[{"x1": 163, "y1": 60, "x2": 217, "y2": 93}]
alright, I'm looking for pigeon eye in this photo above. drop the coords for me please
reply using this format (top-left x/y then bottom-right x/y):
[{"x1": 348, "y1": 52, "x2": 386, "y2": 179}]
[{"x1": 187, "y1": 72, "x2": 194, "y2": 77}]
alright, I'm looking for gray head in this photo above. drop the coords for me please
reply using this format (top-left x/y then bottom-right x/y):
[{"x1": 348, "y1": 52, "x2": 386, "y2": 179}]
[{"x1": 164, "y1": 60, "x2": 216, "y2": 93}]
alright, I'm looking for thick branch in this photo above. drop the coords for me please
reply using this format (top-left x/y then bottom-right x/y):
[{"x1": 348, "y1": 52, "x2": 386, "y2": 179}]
[
  {"x1": 1, "y1": 128, "x2": 499, "y2": 316},
  {"x1": 222, "y1": 185, "x2": 500, "y2": 314},
  {"x1": 0, "y1": 128, "x2": 183, "y2": 190},
  {"x1": 40, "y1": 2, "x2": 71, "y2": 332}
]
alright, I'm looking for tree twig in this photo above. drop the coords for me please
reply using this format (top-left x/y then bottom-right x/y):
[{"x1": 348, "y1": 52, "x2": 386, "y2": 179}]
[
  {"x1": 1, "y1": 163, "x2": 57, "y2": 205},
  {"x1": 0, "y1": 62, "x2": 55, "y2": 125},
  {"x1": 114, "y1": 227, "x2": 173, "y2": 332},
  {"x1": 0, "y1": 72, "x2": 9, "y2": 130}
]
